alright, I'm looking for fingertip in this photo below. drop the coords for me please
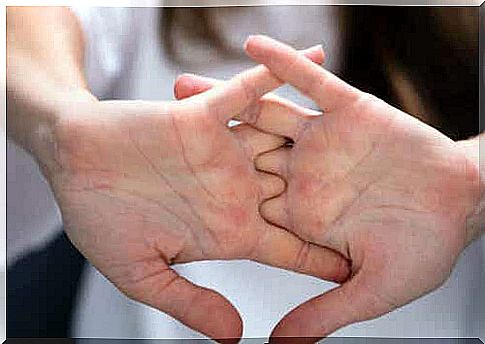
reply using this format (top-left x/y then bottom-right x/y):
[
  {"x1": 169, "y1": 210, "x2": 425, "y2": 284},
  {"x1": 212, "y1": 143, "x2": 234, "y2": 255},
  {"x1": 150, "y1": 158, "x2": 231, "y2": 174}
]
[
  {"x1": 185, "y1": 295, "x2": 242, "y2": 344},
  {"x1": 319, "y1": 250, "x2": 352, "y2": 284},
  {"x1": 245, "y1": 36, "x2": 324, "y2": 66},
  {"x1": 174, "y1": 73, "x2": 194, "y2": 100},
  {"x1": 204, "y1": 292, "x2": 243, "y2": 342},
  {"x1": 243, "y1": 34, "x2": 258, "y2": 50},
  {"x1": 168, "y1": 282, "x2": 243, "y2": 342},
  {"x1": 214, "y1": 313, "x2": 243, "y2": 344},
  {"x1": 336, "y1": 256, "x2": 352, "y2": 284},
  {"x1": 270, "y1": 280, "x2": 371, "y2": 343},
  {"x1": 270, "y1": 317, "x2": 320, "y2": 344},
  {"x1": 259, "y1": 196, "x2": 288, "y2": 229},
  {"x1": 269, "y1": 335, "x2": 319, "y2": 344},
  {"x1": 217, "y1": 335, "x2": 243, "y2": 344},
  {"x1": 174, "y1": 73, "x2": 215, "y2": 100},
  {"x1": 174, "y1": 73, "x2": 196, "y2": 86},
  {"x1": 244, "y1": 34, "x2": 272, "y2": 58},
  {"x1": 302, "y1": 44, "x2": 325, "y2": 65},
  {"x1": 307, "y1": 248, "x2": 352, "y2": 284},
  {"x1": 270, "y1": 318, "x2": 322, "y2": 344}
]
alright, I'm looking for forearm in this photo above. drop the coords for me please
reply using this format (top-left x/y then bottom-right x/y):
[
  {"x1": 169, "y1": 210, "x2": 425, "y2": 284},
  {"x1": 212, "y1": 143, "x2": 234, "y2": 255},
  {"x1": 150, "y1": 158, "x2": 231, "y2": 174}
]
[
  {"x1": 7, "y1": 7, "x2": 95, "y2": 169},
  {"x1": 458, "y1": 134, "x2": 485, "y2": 244}
]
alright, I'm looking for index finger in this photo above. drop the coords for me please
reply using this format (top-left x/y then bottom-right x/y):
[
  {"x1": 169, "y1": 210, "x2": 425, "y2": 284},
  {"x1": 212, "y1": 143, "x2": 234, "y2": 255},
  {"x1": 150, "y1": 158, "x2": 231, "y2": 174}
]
[
  {"x1": 185, "y1": 44, "x2": 325, "y2": 125},
  {"x1": 244, "y1": 35, "x2": 362, "y2": 113}
]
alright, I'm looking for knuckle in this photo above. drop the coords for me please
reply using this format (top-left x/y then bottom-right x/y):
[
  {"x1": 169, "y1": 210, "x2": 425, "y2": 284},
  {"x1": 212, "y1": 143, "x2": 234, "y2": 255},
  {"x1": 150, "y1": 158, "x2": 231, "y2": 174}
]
[
  {"x1": 241, "y1": 101, "x2": 263, "y2": 126},
  {"x1": 236, "y1": 75, "x2": 262, "y2": 125},
  {"x1": 282, "y1": 51, "x2": 300, "y2": 77},
  {"x1": 238, "y1": 73, "x2": 258, "y2": 105},
  {"x1": 294, "y1": 241, "x2": 311, "y2": 271},
  {"x1": 120, "y1": 267, "x2": 175, "y2": 302},
  {"x1": 306, "y1": 73, "x2": 326, "y2": 96}
]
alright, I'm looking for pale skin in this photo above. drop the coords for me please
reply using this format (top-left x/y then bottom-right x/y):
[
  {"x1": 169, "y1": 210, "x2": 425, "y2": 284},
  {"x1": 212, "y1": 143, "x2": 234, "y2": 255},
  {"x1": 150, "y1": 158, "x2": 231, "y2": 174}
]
[
  {"x1": 7, "y1": 8, "x2": 349, "y2": 342},
  {"x1": 7, "y1": 6, "x2": 484, "y2": 343},
  {"x1": 176, "y1": 35, "x2": 484, "y2": 343}
]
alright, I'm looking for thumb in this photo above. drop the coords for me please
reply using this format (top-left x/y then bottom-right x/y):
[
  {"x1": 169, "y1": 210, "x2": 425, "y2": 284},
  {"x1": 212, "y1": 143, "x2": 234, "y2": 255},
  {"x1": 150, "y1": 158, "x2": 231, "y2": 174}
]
[
  {"x1": 122, "y1": 264, "x2": 242, "y2": 343},
  {"x1": 270, "y1": 272, "x2": 392, "y2": 344}
]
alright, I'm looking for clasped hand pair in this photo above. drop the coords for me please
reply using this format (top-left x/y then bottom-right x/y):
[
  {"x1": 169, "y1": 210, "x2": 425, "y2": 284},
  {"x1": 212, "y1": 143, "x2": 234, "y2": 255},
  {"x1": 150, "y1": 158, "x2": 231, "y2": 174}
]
[{"x1": 46, "y1": 36, "x2": 479, "y2": 343}]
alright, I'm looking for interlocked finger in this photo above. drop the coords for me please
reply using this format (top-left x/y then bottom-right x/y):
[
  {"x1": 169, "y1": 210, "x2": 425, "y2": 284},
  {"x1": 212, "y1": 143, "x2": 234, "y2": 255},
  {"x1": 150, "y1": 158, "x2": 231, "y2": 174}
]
[{"x1": 255, "y1": 146, "x2": 291, "y2": 178}]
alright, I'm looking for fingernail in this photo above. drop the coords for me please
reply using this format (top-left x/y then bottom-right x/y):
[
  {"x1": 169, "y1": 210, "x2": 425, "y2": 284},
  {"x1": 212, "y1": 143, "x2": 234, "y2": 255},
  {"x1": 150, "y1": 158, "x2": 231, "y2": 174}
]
[
  {"x1": 174, "y1": 74, "x2": 195, "y2": 97},
  {"x1": 303, "y1": 44, "x2": 323, "y2": 54},
  {"x1": 301, "y1": 44, "x2": 325, "y2": 64},
  {"x1": 243, "y1": 35, "x2": 256, "y2": 52},
  {"x1": 245, "y1": 36, "x2": 268, "y2": 61}
]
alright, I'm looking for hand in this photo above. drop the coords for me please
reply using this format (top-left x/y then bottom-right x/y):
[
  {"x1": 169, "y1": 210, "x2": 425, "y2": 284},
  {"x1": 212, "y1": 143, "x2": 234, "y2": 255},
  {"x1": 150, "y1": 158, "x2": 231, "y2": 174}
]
[
  {"x1": 176, "y1": 35, "x2": 480, "y2": 343},
  {"x1": 44, "y1": 47, "x2": 349, "y2": 342},
  {"x1": 247, "y1": 36, "x2": 480, "y2": 342}
]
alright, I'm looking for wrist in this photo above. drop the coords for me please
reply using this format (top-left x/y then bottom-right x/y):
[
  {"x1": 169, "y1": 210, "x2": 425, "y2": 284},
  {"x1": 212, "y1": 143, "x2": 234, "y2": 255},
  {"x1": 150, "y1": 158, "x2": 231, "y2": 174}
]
[
  {"x1": 21, "y1": 86, "x2": 97, "y2": 177},
  {"x1": 457, "y1": 135, "x2": 484, "y2": 245},
  {"x1": 7, "y1": 44, "x2": 98, "y2": 168}
]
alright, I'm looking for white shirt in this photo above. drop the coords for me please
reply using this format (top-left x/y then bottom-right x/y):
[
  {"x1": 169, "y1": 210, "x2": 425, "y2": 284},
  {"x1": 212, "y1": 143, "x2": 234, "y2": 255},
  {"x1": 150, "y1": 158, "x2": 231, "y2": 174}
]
[{"x1": 7, "y1": 5, "x2": 483, "y2": 342}]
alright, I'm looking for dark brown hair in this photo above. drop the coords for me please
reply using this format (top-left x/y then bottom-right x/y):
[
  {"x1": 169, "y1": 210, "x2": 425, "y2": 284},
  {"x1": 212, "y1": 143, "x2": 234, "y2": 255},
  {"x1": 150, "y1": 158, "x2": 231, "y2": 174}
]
[
  {"x1": 161, "y1": 7, "x2": 243, "y2": 63},
  {"x1": 160, "y1": 6, "x2": 479, "y2": 140},
  {"x1": 341, "y1": 7, "x2": 478, "y2": 140}
]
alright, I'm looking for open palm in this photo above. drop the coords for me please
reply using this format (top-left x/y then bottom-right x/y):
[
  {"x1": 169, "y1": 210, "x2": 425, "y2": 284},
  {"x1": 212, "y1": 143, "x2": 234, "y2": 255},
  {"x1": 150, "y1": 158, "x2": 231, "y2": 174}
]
[
  {"x1": 248, "y1": 36, "x2": 480, "y2": 342},
  {"x1": 45, "y1": 57, "x2": 348, "y2": 342},
  {"x1": 178, "y1": 36, "x2": 480, "y2": 342}
]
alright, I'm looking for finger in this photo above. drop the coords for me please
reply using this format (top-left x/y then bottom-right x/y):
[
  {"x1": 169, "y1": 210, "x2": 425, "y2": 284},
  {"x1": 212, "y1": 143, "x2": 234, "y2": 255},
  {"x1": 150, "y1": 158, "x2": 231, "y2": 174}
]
[
  {"x1": 126, "y1": 264, "x2": 242, "y2": 343},
  {"x1": 243, "y1": 95, "x2": 320, "y2": 140},
  {"x1": 244, "y1": 35, "x2": 362, "y2": 113},
  {"x1": 270, "y1": 272, "x2": 392, "y2": 343},
  {"x1": 259, "y1": 195, "x2": 290, "y2": 229},
  {"x1": 174, "y1": 45, "x2": 325, "y2": 101},
  {"x1": 180, "y1": 44, "x2": 325, "y2": 124},
  {"x1": 231, "y1": 123, "x2": 286, "y2": 159},
  {"x1": 255, "y1": 147, "x2": 290, "y2": 178},
  {"x1": 254, "y1": 224, "x2": 350, "y2": 283},
  {"x1": 174, "y1": 74, "x2": 220, "y2": 100},
  {"x1": 176, "y1": 74, "x2": 321, "y2": 141},
  {"x1": 257, "y1": 172, "x2": 286, "y2": 200}
]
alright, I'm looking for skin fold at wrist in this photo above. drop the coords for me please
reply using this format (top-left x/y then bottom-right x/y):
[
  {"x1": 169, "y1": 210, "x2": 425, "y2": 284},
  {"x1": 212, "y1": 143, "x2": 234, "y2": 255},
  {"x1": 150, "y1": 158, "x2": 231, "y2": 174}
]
[
  {"x1": 458, "y1": 135, "x2": 484, "y2": 244},
  {"x1": 7, "y1": 77, "x2": 98, "y2": 181}
]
